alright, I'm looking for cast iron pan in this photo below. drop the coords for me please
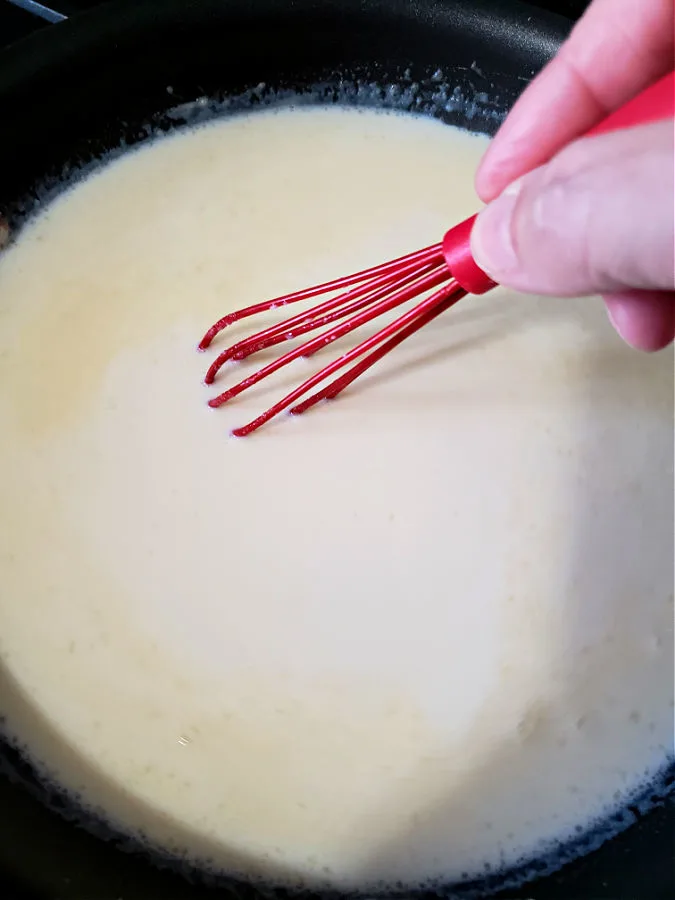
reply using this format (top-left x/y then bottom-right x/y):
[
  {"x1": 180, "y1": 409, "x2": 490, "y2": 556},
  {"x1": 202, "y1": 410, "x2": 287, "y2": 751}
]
[{"x1": 0, "y1": 1, "x2": 672, "y2": 898}]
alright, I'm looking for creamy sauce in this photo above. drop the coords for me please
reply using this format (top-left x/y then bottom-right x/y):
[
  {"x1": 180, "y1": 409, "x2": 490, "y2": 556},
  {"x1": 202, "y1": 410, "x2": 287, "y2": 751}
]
[{"x1": 0, "y1": 107, "x2": 672, "y2": 890}]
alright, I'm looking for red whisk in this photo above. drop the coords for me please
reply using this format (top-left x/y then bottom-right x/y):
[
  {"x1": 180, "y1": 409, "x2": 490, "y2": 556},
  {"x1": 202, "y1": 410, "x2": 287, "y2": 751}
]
[{"x1": 199, "y1": 73, "x2": 674, "y2": 436}]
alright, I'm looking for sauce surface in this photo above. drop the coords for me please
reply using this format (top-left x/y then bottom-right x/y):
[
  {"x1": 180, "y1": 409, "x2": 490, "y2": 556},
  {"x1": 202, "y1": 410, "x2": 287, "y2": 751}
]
[{"x1": 0, "y1": 107, "x2": 672, "y2": 890}]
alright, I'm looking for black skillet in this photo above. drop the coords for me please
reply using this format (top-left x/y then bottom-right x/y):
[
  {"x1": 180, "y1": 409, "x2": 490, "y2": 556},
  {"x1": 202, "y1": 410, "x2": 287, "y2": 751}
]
[{"x1": 0, "y1": 1, "x2": 673, "y2": 898}]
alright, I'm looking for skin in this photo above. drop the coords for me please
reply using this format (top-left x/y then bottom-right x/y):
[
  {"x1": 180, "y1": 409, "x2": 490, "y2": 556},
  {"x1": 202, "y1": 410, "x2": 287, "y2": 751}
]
[{"x1": 470, "y1": 0, "x2": 674, "y2": 351}]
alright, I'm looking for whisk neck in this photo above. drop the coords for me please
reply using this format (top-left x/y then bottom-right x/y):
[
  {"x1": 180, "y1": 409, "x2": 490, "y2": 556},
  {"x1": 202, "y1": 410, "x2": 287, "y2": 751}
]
[{"x1": 442, "y1": 214, "x2": 496, "y2": 296}]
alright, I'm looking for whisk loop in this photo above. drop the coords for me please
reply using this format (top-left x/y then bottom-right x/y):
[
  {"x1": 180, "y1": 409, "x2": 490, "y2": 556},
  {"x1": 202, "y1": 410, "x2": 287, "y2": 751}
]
[{"x1": 199, "y1": 239, "x2": 471, "y2": 436}]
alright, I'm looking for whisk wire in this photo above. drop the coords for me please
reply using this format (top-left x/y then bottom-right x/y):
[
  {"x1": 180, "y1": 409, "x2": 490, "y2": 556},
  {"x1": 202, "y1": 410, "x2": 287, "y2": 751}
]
[
  {"x1": 289, "y1": 284, "x2": 467, "y2": 418},
  {"x1": 230, "y1": 280, "x2": 464, "y2": 437},
  {"x1": 198, "y1": 242, "x2": 443, "y2": 352},
  {"x1": 208, "y1": 265, "x2": 450, "y2": 411},
  {"x1": 204, "y1": 256, "x2": 446, "y2": 384}
]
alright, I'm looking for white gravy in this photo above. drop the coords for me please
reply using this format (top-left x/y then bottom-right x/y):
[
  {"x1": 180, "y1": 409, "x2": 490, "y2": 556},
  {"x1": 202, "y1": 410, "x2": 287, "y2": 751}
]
[{"x1": 0, "y1": 107, "x2": 672, "y2": 890}]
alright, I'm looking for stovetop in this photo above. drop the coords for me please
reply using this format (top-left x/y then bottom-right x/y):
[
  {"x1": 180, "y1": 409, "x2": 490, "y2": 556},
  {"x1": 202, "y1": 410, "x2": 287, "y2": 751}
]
[{"x1": 2, "y1": 0, "x2": 589, "y2": 49}]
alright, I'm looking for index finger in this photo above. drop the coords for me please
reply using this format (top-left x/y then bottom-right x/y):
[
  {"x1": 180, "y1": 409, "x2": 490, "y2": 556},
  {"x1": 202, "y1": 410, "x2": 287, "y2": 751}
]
[{"x1": 475, "y1": 0, "x2": 675, "y2": 202}]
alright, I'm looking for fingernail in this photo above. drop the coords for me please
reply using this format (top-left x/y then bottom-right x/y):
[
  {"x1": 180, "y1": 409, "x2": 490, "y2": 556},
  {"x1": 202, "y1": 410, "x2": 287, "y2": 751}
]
[
  {"x1": 605, "y1": 298, "x2": 624, "y2": 336},
  {"x1": 471, "y1": 177, "x2": 523, "y2": 278},
  {"x1": 605, "y1": 293, "x2": 644, "y2": 350},
  {"x1": 604, "y1": 291, "x2": 675, "y2": 352}
]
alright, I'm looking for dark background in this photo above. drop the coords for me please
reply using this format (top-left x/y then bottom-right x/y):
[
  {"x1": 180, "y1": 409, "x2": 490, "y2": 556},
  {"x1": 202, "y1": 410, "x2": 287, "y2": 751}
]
[{"x1": 3, "y1": 1, "x2": 591, "y2": 47}]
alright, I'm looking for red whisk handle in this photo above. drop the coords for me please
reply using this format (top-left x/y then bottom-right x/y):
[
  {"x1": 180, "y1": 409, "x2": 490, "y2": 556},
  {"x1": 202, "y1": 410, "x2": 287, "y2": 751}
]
[
  {"x1": 444, "y1": 70, "x2": 675, "y2": 296},
  {"x1": 586, "y1": 70, "x2": 675, "y2": 138}
]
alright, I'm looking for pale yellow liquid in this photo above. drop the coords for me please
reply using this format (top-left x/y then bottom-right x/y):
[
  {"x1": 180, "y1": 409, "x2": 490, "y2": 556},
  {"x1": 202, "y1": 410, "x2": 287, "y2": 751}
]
[{"x1": 0, "y1": 107, "x2": 672, "y2": 890}]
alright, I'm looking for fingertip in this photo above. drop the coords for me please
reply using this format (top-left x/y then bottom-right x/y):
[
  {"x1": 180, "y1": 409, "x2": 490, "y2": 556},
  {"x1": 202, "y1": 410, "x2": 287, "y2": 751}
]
[
  {"x1": 604, "y1": 290, "x2": 675, "y2": 352},
  {"x1": 474, "y1": 156, "x2": 497, "y2": 204},
  {"x1": 474, "y1": 148, "x2": 514, "y2": 205}
]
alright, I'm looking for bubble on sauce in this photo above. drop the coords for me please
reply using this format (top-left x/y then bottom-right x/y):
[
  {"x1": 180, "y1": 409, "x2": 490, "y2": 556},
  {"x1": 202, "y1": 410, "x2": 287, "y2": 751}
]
[
  {"x1": 2, "y1": 716, "x2": 673, "y2": 896},
  {"x1": 4, "y1": 67, "x2": 510, "y2": 232}
]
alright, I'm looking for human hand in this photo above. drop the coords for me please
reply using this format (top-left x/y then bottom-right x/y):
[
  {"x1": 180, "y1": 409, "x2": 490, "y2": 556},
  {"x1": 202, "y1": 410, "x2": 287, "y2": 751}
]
[{"x1": 470, "y1": 0, "x2": 674, "y2": 350}]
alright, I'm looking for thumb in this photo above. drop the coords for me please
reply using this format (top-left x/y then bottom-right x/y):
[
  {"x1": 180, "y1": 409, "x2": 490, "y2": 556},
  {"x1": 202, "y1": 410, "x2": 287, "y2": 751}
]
[{"x1": 470, "y1": 119, "x2": 674, "y2": 296}]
